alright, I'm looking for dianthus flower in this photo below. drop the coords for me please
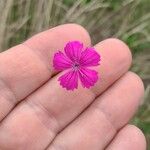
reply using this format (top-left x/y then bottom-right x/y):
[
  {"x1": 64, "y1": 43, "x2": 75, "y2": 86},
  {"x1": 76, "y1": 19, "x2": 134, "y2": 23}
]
[{"x1": 53, "y1": 41, "x2": 101, "y2": 90}]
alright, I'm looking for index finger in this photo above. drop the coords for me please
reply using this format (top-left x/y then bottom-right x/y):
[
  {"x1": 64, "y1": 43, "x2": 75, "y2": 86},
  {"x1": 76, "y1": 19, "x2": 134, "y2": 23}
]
[{"x1": 0, "y1": 24, "x2": 91, "y2": 121}]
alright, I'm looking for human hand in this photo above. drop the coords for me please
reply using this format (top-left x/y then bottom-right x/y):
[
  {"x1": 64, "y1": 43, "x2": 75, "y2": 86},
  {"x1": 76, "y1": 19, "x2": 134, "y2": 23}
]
[{"x1": 0, "y1": 24, "x2": 146, "y2": 150}]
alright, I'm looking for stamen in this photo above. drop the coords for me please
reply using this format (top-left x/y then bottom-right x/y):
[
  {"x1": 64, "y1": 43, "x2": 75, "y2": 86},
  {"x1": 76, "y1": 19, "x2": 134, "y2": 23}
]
[{"x1": 73, "y1": 62, "x2": 80, "y2": 70}]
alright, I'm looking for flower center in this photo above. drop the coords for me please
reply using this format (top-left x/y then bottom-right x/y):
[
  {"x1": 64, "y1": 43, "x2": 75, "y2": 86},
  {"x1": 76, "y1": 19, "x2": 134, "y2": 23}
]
[{"x1": 73, "y1": 62, "x2": 80, "y2": 70}]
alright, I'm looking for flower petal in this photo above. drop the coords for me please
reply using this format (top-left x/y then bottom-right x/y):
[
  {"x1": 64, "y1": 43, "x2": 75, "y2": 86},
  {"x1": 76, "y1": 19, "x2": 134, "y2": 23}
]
[
  {"x1": 58, "y1": 70, "x2": 78, "y2": 90},
  {"x1": 80, "y1": 47, "x2": 100, "y2": 67},
  {"x1": 53, "y1": 51, "x2": 72, "y2": 71},
  {"x1": 64, "y1": 41, "x2": 83, "y2": 61},
  {"x1": 78, "y1": 67, "x2": 98, "y2": 88}
]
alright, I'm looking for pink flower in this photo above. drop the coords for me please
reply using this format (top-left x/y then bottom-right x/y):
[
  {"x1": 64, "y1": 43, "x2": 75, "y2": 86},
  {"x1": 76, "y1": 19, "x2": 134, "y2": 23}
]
[{"x1": 53, "y1": 41, "x2": 101, "y2": 90}]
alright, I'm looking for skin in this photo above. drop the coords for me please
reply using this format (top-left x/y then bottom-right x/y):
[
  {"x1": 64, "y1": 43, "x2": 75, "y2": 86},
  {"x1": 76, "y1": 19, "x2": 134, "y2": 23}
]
[{"x1": 0, "y1": 24, "x2": 146, "y2": 150}]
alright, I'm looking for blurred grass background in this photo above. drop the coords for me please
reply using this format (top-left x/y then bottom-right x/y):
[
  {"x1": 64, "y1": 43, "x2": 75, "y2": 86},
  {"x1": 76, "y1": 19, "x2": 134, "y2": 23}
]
[{"x1": 0, "y1": 0, "x2": 150, "y2": 148}]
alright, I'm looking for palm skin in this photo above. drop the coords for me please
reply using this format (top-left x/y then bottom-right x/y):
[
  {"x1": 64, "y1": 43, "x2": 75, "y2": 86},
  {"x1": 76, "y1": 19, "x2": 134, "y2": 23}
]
[{"x1": 0, "y1": 24, "x2": 146, "y2": 150}]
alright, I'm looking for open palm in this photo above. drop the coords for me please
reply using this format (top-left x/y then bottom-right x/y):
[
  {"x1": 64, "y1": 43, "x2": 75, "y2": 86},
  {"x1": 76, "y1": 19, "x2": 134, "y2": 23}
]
[{"x1": 0, "y1": 24, "x2": 146, "y2": 150}]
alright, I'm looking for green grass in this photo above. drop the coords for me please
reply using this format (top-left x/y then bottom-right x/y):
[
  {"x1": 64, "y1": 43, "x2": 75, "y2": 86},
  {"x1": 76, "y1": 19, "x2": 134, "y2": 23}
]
[{"x1": 0, "y1": 0, "x2": 150, "y2": 148}]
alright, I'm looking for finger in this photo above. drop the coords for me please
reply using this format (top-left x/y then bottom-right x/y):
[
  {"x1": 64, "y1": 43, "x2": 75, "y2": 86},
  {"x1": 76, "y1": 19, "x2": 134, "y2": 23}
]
[
  {"x1": 106, "y1": 125, "x2": 146, "y2": 150},
  {"x1": 107, "y1": 125, "x2": 146, "y2": 150},
  {"x1": 0, "y1": 24, "x2": 90, "y2": 121},
  {"x1": 0, "y1": 39, "x2": 132, "y2": 150},
  {"x1": 47, "y1": 72, "x2": 144, "y2": 150}
]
